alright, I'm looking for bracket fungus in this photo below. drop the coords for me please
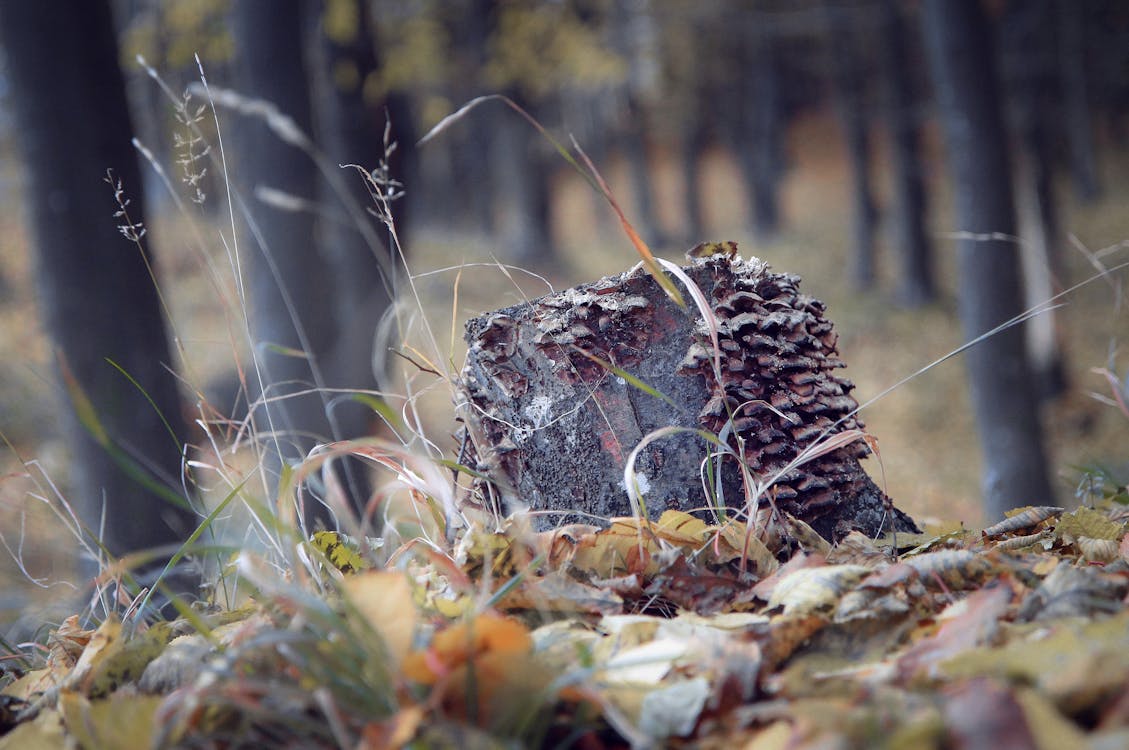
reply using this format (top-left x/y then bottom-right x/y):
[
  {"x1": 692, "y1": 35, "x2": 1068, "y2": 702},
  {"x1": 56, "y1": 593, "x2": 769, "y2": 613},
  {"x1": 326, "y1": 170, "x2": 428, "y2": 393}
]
[{"x1": 457, "y1": 254, "x2": 918, "y2": 542}]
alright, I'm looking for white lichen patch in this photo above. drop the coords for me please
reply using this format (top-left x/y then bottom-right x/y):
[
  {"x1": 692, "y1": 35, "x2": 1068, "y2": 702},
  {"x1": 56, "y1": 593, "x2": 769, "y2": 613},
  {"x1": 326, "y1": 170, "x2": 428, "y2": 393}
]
[{"x1": 524, "y1": 394, "x2": 554, "y2": 429}]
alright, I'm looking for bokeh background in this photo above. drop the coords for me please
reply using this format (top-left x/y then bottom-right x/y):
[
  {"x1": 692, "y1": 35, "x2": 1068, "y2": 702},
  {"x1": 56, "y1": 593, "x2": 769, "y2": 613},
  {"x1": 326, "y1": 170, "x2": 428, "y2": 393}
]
[{"x1": 1, "y1": 0, "x2": 1127, "y2": 628}]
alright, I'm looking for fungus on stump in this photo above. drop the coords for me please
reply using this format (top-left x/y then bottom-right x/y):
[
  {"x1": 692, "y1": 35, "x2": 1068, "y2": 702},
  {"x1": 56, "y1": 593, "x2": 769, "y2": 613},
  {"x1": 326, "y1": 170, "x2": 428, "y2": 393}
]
[{"x1": 457, "y1": 254, "x2": 918, "y2": 542}]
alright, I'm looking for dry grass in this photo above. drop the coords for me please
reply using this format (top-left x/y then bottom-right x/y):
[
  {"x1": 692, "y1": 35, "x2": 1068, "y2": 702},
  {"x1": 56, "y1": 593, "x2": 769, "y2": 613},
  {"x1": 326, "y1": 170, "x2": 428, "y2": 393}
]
[{"x1": 2, "y1": 110, "x2": 1127, "y2": 631}]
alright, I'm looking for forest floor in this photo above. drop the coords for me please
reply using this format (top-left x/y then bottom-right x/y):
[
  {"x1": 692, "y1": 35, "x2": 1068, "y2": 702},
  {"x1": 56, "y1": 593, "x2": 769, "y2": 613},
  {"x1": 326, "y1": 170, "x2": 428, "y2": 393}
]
[
  {"x1": 1, "y1": 112, "x2": 1127, "y2": 622},
  {"x1": 0, "y1": 112, "x2": 1127, "y2": 746}
]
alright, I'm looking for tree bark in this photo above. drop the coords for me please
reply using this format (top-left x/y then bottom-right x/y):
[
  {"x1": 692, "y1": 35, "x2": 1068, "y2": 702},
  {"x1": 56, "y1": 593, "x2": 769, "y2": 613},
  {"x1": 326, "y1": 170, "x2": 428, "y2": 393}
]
[
  {"x1": 735, "y1": 19, "x2": 785, "y2": 243},
  {"x1": 878, "y1": 0, "x2": 935, "y2": 307},
  {"x1": 443, "y1": 0, "x2": 497, "y2": 235},
  {"x1": 0, "y1": 0, "x2": 195, "y2": 564},
  {"x1": 307, "y1": 0, "x2": 415, "y2": 512},
  {"x1": 679, "y1": 116, "x2": 708, "y2": 245},
  {"x1": 1001, "y1": 0, "x2": 1068, "y2": 400},
  {"x1": 458, "y1": 256, "x2": 918, "y2": 543},
  {"x1": 1056, "y1": 0, "x2": 1100, "y2": 203},
  {"x1": 232, "y1": 0, "x2": 339, "y2": 524},
  {"x1": 824, "y1": 2, "x2": 878, "y2": 289},
  {"x1": 921, "y1": 0, "x2": 1056, "y2": 519},
  {"x1": 621, "y1": 100, "x2": 668, "y2": 249},
  {"x1": 493, "y1": 95, "x2": 556, "y2": 267}
]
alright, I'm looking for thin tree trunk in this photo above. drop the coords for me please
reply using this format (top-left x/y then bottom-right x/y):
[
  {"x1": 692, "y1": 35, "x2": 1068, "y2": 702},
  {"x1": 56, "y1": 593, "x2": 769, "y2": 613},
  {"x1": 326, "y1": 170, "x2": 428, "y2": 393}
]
[
  {"x1": 233, "y1": 0, "x2": 339, "y2": 525},
  {"x1": 494, "y1": 96, "x2": 556, "y2": 266},
  {"x1": 738, "y1": 20, "x2": 784, "y2": 242},
  {"x1": 621, "y1": 102, "x2": 667, "y2": 249},
  {"x1": 878, "y1": 0, "x2": 935, "y2": 306},
  {"x1": 679, "y1": 116, "x2": 707, "y2": 244},
  {"x1": 308, "y1": 0, "x2": 416, "y2": 515},
  {"x1": 1056, "y1": 0, "x2": 1100, "y2": 203},
  {"x1": 921, "y1": 0, "x2": 1056, "y2": 519},
  {"x1": 1001, "y1": 0, "x2": 1068, "y2": 400},
  {"x1": 0, "y1": 0, "x2": 195, "y2": 569},
  {"x1": 444, "y1": 0, "x2": 496, "y2": 235},
  {"x1": 825, "y1": 3, "x2": 878, "y2": 289}
]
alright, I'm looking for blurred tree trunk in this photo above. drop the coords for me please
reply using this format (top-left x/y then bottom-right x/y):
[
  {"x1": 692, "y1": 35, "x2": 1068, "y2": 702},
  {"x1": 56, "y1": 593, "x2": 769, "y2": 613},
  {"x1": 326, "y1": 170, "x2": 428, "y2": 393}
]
[
  {"x1": 308, "y1": 0, "x2": 416, "y2": 512},
  {"x1": 878, "y1": 0, "x2": 935, "y2": 306},
  {"x1": 1056, "y1": 0, "x2": 1100, "y2": 203},
  {"x1": 1001, "y1": 0, "x2": 1068, "y2": 400},
  {"x1": 679, "y1": 115, "x2": 708, "y2": 244},
  {"x1": 445, "y1": 0, "x2": 497, "y2": 235},
  {"x1": 118, "y1": 0, "x2": 174, "y2": 215},
  {"x1": 824, "y1": 2, "x2": 878, "y2": 289},
  {"x1": 0, "y1": 0, "x2": 195, "y2": 567},
  {"x1": 621, "y1": 98, "x2": 667, "y2": 248},
  {"x1": 232, "y1": 0, "x2": 341, "y2": 525},
  {"x1": 612, "y1": 0, "x2": 667, "y2": 248},
  {"x1": 493, "y1": 93, "x2": 556, "y2": 267},
  {"x1": 734, "y1": 16, "x2": 785, "y2": 243},
  {"x1": 921, "y1": 0, "x2": 1056, "y2": 519}
]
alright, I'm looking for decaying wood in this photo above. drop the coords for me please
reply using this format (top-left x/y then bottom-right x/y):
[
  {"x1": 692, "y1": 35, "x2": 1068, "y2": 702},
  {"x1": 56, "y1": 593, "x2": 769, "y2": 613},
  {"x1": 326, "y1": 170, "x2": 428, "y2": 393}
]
[{"x1": 457, "y1": 254, "x2": 918, "y2": 542}]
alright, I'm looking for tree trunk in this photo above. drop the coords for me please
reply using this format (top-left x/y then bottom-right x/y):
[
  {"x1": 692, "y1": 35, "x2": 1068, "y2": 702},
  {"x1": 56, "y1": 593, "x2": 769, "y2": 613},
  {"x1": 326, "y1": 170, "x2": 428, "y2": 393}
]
[
  {"x1": 458, "y1": 256, "x2": 919, "y2": 543},
  {"x1": 878, "y1": 0, "x2": 935, "y2": 307},
  {"x1": 232, "y1": 0, "x2": 339, "y2": 525},
  {"x1": 736, "y1": 20, "x2": 784, "y2": 243},
  {"x1": 1056, "y1": 0, "x2": 1100, "y2": 203},
  {"x1": 621, "y1": 100, "x2": 668, "y2": 249},
  {"x1": 440, "y1": 0, "x2": 496, "y2": 235},
  {"x1": 1000, "y1": 0, "x2": 1068, "y2": 400},
  {"x1": 0, "y1": 0, "x2": 195, "y2": 566},
  {"x1": 308, "y1": 0, "x2": 414, "y2": 513},
  {"x1": 679, "y1": 116, "x2": 707, "y2": 245},
  {"x1": 493, "y1": 95, "x2": 556, "y2": 267},
  {"x1": 824, "y1": 3, "x2": 878, "y2": 289},
  {"x1": 921, "y1": 0, "x2": 1056, "y2": 519}
]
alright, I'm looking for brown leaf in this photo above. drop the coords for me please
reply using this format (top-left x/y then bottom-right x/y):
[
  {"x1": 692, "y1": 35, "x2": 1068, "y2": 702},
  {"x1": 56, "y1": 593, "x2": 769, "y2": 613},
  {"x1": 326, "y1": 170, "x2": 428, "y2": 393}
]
[
  {"x1": 897, "y1": 584, "x2": 1012, "y2": 683},
  {"x1": 942, "y1": 678, "x2": 1036, "y2": 750}
]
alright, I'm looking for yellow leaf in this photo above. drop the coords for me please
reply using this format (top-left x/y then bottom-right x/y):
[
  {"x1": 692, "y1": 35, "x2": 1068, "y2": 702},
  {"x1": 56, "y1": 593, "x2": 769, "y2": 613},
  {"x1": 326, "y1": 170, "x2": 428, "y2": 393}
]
[
  {"x1": 0, "y1": 707, "x2": 65, "y2": 750},
  {"x1": 66, "y1": 618, "x2": 172, "y2": 698},
  {"x1": 1013, "y1": 688, "x2": 1089, "y2": 750},
  {"x1": 654, "y1": 510, "x2": 709, "y2": 545},
  {"x1": 746, "y1": 720, "x2": 794, "y2": 750},
  {"x1": 59, "y1": 690, "x2": 164, "y2": 750},
  {"x1": 311, "y1": 530, "x2": 369, "y2": 574},
  {"x1": 685, "y1": 241, "x2": 739, "y2": 261},
  {"x1": 341, "y1": 571, "x2": 417, "y2": 668},
  {"x1": 572, "y1": 518, "x2": 661, "y2": 577},
  {"x1": 1056, "y1": 506, "x2": 1123, "y2": 543},
  {"x1": 2, "y1": 669, "x2": 53, "y2": 701}
]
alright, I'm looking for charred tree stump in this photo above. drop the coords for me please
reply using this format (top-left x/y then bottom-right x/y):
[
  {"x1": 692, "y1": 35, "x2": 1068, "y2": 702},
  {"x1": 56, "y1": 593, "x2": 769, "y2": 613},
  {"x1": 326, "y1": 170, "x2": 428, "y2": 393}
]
[{"x1": 457, "y1": 255, "x2": 918, "y2": 542}]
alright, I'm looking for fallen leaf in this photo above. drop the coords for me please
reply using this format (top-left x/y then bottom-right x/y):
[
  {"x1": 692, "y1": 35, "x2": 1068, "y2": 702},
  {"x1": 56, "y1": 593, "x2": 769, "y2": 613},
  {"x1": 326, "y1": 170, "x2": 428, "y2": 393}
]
[
  {"x1": 1056, "y1": 506, "x2": 1123, "y2": 544},
  {"x1": 0, "y1": 706, "x2": 65, "y2": 750},
  {"x1": 59, "y1": 690, "x2": 164, "y2": 750},
  {"x1": 897, "y1": 584, "x2": 1011, "y2": 682},
  {"x1": 341, "y1": 570, "x2": 418, "y2": 668},
  {"x1": 497, "y1": 567, "x2": 623, "y2": 614},
  {"x1": 768, "y1": 564, "x2": 870, "y2": 616},
  {"x1": 637, "y1": 677, "x2": 709, "y2": 739},
  {"x1": 1013, "y1": 687, "x2": 1089, "y2": 750},
  {"x1": 66, "y1": 618, "x2": 172, "y2": 698},
  {"x1": 942, "y1": 677, "x2": 1035, "y2": 750},
  {"x1": 982, "y1": 506, "x2": 1064, "y2": 538},
  {"x1": 402, "y1": 612, "x2": 531, "y2": 686}
]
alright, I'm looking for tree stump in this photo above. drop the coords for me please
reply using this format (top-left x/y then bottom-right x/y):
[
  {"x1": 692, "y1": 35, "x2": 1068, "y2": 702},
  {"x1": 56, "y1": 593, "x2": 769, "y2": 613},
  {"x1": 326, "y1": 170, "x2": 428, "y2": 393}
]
[{"x1": 457, "y1": 254, "x2": 918, "y2": 542}]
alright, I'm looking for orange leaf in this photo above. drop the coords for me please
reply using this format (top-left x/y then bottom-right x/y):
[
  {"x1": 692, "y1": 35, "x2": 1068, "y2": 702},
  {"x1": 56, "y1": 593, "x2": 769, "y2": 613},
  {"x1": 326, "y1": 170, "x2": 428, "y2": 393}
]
[{"x1": 402, "y1": 613, "x2": 531, "y2": 685}]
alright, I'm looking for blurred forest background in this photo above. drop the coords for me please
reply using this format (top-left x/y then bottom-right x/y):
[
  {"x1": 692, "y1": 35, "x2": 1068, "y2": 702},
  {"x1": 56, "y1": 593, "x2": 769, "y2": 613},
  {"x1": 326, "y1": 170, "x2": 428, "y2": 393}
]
[{"x1": 1, "y1": 0, "x2": 1128, "y2": 625}]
